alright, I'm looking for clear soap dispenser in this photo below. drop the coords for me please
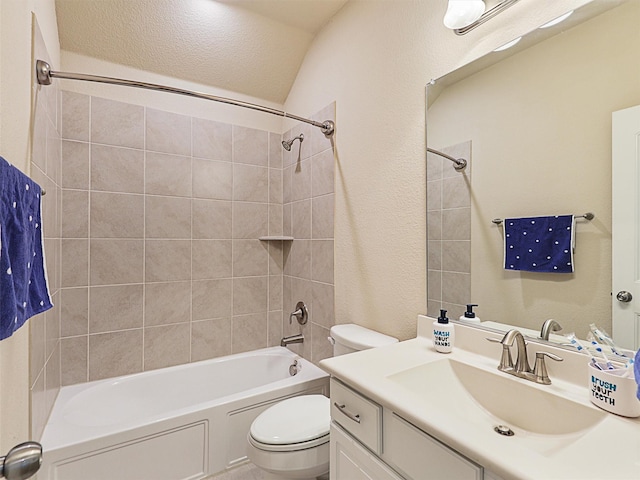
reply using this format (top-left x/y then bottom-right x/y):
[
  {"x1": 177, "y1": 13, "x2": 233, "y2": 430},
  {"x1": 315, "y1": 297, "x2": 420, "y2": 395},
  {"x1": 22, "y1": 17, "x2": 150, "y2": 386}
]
[{"x1": 433, "y1": 309, "x2": 454, "y2": 353}]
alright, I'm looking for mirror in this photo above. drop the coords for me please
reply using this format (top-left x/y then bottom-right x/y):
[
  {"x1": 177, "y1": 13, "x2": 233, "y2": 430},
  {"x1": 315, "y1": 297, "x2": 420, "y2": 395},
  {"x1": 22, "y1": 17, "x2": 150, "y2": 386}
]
[{"x1": 426, "y1": 0, "x2": 640, "y2": 346}]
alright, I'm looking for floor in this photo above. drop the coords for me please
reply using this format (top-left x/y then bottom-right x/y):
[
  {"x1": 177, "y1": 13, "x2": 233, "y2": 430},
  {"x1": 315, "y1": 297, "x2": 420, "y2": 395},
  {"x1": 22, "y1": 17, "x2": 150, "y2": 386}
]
[{"x1": 205, "y1": 463, "x2": 265, "y2": 480}]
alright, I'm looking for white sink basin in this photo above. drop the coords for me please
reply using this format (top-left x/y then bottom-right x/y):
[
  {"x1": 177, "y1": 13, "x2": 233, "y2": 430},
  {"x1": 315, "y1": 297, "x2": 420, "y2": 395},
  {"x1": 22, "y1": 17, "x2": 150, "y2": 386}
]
[{"x1": 387, "y1": 358, "x2": 606, "y2": 436}]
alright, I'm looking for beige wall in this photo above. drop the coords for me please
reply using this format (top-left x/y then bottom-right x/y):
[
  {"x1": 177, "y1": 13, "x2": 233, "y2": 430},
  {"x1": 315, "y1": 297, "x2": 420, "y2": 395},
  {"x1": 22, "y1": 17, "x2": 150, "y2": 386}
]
[
  {"x1": 0, "y1": 0, "x2": 60, "y2": 452},
  {"x1": 428, "y1": 2, "x2": 640, "y2": 337},
  {"x1": 284, "y1": 0, "x2": 593, "y2": 341}
]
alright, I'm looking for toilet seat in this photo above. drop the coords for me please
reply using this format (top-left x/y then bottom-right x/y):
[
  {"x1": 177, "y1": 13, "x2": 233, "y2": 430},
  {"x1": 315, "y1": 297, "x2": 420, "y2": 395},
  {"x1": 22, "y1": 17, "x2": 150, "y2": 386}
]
[{"x1": 249, "y1": 395, "x2": 330, "y2": 452}]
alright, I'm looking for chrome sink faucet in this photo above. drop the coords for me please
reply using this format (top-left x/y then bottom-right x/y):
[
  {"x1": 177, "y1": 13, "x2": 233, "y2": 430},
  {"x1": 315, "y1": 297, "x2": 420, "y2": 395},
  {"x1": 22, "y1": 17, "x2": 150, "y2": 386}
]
[
  {"x1": 540, "y1": 319, "x2": 562, "y2": 341},
  {"x1": 488, "y1": 329, "x2": 563, "y2": 385}
]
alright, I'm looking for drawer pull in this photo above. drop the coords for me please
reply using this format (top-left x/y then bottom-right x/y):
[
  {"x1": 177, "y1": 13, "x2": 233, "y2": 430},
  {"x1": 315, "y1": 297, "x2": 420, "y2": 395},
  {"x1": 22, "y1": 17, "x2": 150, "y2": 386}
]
[{"x1": 334, "y1": 402, "x2": 361, "y2": 423}]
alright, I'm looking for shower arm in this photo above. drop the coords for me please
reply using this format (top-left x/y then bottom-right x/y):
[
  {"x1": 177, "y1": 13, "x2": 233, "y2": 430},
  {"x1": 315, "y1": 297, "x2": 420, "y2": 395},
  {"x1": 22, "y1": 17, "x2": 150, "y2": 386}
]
[
  {"x1": 427, "y1": 147, "x2": 467, "y2": 171},
  {"x1": 35, "y1": 60, "x2": 335, "y2": 137}
]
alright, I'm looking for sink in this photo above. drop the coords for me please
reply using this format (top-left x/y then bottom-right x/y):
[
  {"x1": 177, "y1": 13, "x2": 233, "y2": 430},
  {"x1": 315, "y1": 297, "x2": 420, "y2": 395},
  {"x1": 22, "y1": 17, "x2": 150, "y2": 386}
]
[{"x1": 386, "y1": 359, "x2": 605, "y2": 436}]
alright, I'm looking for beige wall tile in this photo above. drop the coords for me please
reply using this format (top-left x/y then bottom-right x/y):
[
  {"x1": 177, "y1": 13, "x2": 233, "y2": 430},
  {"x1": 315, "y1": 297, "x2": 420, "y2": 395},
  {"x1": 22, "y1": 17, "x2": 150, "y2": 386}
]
[
  {"x1": 268, "y1": 242, "x2": 284, "y2": 275},
  {"x1": 192, "y1": 240, "x2": 232, "y2": 279},
  {"x1": 91, "y1": 97, "x2": 144, "y2": 149},
  {"x1": 442, "y1": 175, "x2": 471, "y2": 209},
  {"x1": 311, "y1": 149, "x2": 334, "y2": 197},
  {"x1": 427, "y1": 210, "x2": 442, "y2": 241},
  {"x1": 269, "y1": 168, "x2": 283, "y2": 204},
  {"x1": 442, "y1": 272, "x2": 470, "y2": 305},
  {"x1": 193, "y1": 199, "x2": 232, "y2": 239},
  {"x1": 146, "y1": 108, "x2": 191, "y2": 156},
  {"x1": 192, "y1": 279, "x2": 232, "y2": 320},
  {"x1": 61, "y1": 141, "x2": 89, "y2": 189},
  {"x1": 269, "y1": 132, "x2": 283, "y2": 169},
  {"x1": 145, "y1": 240, "x2": 191, "y2": 282},
  {"x1": 310, "y1": 323, "x2": 333, "y2": 365},
  {"x1": 283, "y1": 203, "x2": 292, "y2": 237},
  {"x1": 269, "y1": 275, "x2": 283, "y2": 312},
  {"x1": 442, "y1": 240, "x2": 471, "y2": 274},
  {"x1": 427, "y1": 151, "x2": 444, "y2": 182},
  {"x1": 291, "y1": 199, "x2": 311, "y2": 239},
  {"x1": 267, "y1": 311, "x2": 283, "y2": 347},
  {"x1": 61, "y1": 287, "x2": 88, "y2": 337},
  {"x1": 233, "y1": 276, "x2": 268, "y2": 315},
  {"x1": 145, "y1": 281, "x2": 191, "y2": 326},
  {"x1": 312, "y1": 194, "x2": 334, "y2": 239},
  {"x1": 233, "y1": 126, "x2": 268, "y2": 166},
  {"x1": 233, "y1": 164, "x2": 268, "y2": 202},
  {"x1": 89, "y1": 284, "x2": 143, "y2": 333},
  {"x1": 90, "y1": 239, "x2": 144, "y2": 285},
  {"x1": 193, "y1": 118, "x2": 232, "y2": 162},
  {"x1": 30, "y1": 371, "x2": 46, "y2": 441},
  {"x1": 61, "y1": 91, "x2": 90, "y2": 141},
  {"x1": 62, "y1": 189, "x2": 88, "y2": 238},
  {"x1": 426, "y1": 180, "x2": 442, "y2": 211},
  {"x1": 232, "y1": 240, "x2": 268, "y2": 277},
  {"x1": 428, "y1": 240, "x2": 442, "y2": 271},
  {"x1": 268, "y1": 204, "x2": 283, "y2": 237},
  {"x1": 29, "y1": 314, "x2": 45, "y2": 386},
  {"x1": 144, "y1": 324, "x2": 190, "y2": 370},
  {"x1": 90, "y1": 192, "x2": 144, "y2": 238},
  {"x1": 232, "y1": 313, "x2": 267, "y2": 353},
  {"x1": 91, "y1": 144, "x2": 144, "y2": 193},
  {"x1": 61, "y1": 336, "x2": 88, "y2": 386},
  {"x1": 45, "y1": 345, "x2": 61, "y2": 415},
  {"x1": 192, "y1": 158, "x2": 232, "y2": 200},
  {"x1": 442, "y1": 207, "x2": 471, "y2": 241},
  {"x1": 233, "y1": 202, "x2": 268, "y2": 239},
  {"x1": 311, "y1": 281, "x2": 334, "y2": 328},
  {"x1": 287, "y1": 239, "x2": 310, "y2": 279},
  {"x1": 61, "y1": 239, "x2": 88, "y2": 287},
  {"x1": 145, "y1": 196, "x2": 191, "y2": 239},
  {"x1": 311, "y1": 240, "x2": 334, "y2": 284},
  {"x1": 89, "y1": 329, "x2": 143, "y2": 380},
  {"x1": 45, "y1": 298, "x2": 61, "y2": 359},
  {"x1": 191, "y1": 318, "x2": 232, "y2": 362},
  {"x1": 145, "y1": 152, "x2": 192, "y2": 197},
  {"x1": 427, "y1": 269, "x2": 442, "y2": 304},
  {"x1": 291, "y1": 159, "x2": 311, "y2": 202},
  {"x1": 283, "y1": 164, "x2": 292, "y2": 204}
]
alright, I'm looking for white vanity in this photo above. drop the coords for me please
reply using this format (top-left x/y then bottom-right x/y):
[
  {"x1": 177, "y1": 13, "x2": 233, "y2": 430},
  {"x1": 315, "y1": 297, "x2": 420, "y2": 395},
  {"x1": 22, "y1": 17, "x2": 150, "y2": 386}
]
[{"x1": 320, "y1": 316, "x2": 640, "y2": 480}]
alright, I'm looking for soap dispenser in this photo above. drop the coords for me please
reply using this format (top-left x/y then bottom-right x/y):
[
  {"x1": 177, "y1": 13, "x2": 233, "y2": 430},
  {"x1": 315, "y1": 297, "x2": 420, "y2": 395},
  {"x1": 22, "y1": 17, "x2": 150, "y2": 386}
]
[
  {"x1": 459, "y1": 304, "x2": 481, "y2": 324},
  {"x1": 433, "y1": 309, "x2": 454, "y2": 353}
]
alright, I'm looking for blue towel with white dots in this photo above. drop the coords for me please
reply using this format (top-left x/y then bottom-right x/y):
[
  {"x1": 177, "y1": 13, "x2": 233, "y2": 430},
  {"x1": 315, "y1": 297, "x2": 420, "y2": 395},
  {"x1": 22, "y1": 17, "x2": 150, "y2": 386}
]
[
  {"x1": 504, "y1": 215, "x2": 575, "y2": 273},
  {"x1": 0, "y1": 156, "x2": 52, "y2": 340}
]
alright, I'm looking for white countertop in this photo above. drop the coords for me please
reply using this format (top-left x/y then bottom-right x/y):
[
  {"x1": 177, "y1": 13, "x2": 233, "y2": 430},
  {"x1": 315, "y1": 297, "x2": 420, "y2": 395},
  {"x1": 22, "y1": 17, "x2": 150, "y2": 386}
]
[{"x1": 320, "y1": 317, "x2": 640, "y2": 480}]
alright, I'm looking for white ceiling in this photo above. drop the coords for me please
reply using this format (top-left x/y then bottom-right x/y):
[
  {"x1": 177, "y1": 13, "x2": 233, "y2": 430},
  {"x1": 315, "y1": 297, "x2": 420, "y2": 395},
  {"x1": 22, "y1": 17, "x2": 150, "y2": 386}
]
[{"x1": 55, "y1": 0, "x2": 348, "y2": 104}]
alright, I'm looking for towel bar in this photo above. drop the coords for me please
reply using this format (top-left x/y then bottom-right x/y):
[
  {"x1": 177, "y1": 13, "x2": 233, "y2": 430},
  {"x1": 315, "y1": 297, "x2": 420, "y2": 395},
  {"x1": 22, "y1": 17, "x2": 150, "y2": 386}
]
[{"x1": 492, "y1": 212, "x2": 594, "y2": 225}]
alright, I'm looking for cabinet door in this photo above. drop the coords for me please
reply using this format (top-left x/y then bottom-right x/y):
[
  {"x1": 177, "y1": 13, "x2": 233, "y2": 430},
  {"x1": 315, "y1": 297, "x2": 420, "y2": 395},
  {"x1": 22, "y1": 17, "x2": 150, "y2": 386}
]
[
  {"x1": 383, "y1": 413, "x2": 482, "y2": 480},
  {"x1": 331, "y1": 423, "x2": 404, "y2": 480}
]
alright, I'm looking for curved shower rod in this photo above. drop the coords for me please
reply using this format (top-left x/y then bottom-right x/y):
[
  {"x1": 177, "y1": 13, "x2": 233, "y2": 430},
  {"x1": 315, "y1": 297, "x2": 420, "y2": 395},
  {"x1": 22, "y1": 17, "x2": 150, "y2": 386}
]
[
  {"x1": 35, "y1": 60, "x2": 335, "y2": 137},
  {"x1": 427, "y1": 147, "x2": 467, "y2": 171}
]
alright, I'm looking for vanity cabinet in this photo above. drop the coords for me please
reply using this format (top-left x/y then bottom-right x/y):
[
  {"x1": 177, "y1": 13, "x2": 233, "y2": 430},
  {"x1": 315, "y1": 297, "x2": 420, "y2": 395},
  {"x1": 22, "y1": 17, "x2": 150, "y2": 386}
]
[{"x1": 330, "y1": 378, "x2": 501, "y2": 480}]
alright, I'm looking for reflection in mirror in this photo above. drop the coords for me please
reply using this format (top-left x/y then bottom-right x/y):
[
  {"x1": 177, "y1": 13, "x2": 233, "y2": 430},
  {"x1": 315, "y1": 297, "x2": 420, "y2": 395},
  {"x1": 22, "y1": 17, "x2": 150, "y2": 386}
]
[{"x1": 426, "y1": 0, "x2": 640, "y2": 347}]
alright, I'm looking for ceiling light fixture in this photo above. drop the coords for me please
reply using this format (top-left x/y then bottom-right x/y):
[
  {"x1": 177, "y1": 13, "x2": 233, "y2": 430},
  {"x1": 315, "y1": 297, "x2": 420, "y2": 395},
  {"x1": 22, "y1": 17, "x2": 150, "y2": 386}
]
[
  {"x1": 445, "y1": 0, "x2": 521, "y2": 35},
  {"x1": 539, "y1": 10, "x2": 574, "y2": 29}
]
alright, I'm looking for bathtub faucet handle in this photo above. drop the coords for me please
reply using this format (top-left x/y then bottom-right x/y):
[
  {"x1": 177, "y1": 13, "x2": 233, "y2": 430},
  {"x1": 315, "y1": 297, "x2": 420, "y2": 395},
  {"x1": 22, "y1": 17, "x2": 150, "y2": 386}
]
[{"x1": 289, "y1": 301, "x2": 308, "y2": 325}]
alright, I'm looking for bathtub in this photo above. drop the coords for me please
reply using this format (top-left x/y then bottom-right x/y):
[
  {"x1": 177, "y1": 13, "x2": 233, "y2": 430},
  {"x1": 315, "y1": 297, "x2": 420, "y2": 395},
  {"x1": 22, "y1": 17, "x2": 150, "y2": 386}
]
[{"x1": 40, "y1": 347, "x2": 329, "y2": 480}]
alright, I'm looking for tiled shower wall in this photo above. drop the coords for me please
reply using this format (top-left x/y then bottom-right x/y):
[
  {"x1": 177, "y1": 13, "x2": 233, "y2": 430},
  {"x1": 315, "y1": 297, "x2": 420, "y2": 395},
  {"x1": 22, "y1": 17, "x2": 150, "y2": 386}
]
[
  {"x1": 282, "y1": 104, "x2": 336, "y2": 365},
  {"x1": 58, "y1": 92, "x2": 335, "y2": 384},
  {"x1": 426, "y1": 141, "x2": 471, "y2": 320},
  {"x1": 30, "y1": 23, "x2": 62, "y2": 440}
]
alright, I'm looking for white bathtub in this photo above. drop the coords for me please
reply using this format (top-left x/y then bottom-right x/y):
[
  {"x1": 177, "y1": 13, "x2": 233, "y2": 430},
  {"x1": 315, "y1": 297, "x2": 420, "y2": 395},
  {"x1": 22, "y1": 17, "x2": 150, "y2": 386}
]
[{"x1": 40, "y1": 347, "x2": 329, "y2": 480}]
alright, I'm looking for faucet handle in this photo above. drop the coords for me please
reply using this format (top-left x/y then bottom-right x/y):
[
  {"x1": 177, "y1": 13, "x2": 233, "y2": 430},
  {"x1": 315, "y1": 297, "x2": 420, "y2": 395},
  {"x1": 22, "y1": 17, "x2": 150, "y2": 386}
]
[
  {"x1": 532, "y1": 351, "x2": 563, "y2": 385},
  {"x1": 487, "y1": 337, "x2": 514, "y2": 372}
]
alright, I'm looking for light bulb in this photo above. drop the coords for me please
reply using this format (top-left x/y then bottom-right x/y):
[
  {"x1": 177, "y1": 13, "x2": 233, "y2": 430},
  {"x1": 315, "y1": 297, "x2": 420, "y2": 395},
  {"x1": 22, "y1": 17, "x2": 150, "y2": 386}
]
[{"x1": 443, "y1": 0, "x2": 486, "y2": 30}]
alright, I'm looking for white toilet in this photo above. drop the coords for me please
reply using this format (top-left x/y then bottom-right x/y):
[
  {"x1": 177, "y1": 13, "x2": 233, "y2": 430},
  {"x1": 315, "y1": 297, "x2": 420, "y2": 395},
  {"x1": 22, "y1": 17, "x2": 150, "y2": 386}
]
[{"x1": 247, "y1": 324, "x2": 398, "y2": 480}]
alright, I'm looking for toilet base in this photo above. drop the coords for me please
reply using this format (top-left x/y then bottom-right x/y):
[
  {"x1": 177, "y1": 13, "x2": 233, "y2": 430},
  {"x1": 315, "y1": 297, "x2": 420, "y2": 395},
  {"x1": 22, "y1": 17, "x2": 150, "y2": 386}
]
[{"x1": 247, "y1": 440, "x2": 329, "y2": 480}]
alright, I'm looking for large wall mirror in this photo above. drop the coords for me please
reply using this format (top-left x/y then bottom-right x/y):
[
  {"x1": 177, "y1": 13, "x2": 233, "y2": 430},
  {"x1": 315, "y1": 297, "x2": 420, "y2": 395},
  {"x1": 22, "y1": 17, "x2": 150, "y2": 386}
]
[{"x1": 426, "y1": 0, "x2": 640, "y2": 347}]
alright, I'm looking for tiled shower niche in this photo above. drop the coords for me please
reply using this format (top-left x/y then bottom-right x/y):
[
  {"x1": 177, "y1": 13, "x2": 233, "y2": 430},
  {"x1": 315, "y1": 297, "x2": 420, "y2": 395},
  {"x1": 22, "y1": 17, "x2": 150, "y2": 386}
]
[{"x1": 59, "y1": 92, "x2": 335, "y2": 385}]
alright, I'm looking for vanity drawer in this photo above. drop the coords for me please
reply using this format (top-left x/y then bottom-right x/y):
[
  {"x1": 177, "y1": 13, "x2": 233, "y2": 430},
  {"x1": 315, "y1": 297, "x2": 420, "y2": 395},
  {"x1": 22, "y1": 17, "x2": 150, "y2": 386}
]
[
  {"x1": 330, "y1": 378, "x2": 382, "y2": 454},
  {"x1": 383, "y1": 412, "x2": 482, "y2": 480}
]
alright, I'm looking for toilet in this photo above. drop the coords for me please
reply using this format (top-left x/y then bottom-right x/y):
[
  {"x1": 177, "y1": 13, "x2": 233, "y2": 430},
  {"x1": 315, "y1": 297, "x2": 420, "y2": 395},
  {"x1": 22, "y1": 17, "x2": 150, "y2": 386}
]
[{"x1": 247, "y1": 324, "x2": 398, "y2": 480}]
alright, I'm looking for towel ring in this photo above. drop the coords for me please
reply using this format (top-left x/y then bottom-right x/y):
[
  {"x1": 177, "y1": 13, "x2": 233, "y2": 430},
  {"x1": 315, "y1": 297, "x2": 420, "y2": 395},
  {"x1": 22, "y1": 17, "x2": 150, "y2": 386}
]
[{"x1": 492, "y1": 212, "x2": 594, "y2": 225}]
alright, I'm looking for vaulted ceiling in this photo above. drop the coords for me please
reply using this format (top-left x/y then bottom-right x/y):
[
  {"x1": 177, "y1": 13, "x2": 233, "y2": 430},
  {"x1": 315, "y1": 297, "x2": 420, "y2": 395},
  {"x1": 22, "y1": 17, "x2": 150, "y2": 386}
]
[{"x1": 55, "y1": 0, "x2": 348, "y2": 103}]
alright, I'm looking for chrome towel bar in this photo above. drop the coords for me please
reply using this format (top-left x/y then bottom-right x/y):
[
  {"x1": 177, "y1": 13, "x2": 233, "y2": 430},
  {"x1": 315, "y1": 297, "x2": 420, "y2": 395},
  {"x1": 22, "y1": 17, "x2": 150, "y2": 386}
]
[{"x1": 492, "y1": 212, "x2": 594, "y2": 225}]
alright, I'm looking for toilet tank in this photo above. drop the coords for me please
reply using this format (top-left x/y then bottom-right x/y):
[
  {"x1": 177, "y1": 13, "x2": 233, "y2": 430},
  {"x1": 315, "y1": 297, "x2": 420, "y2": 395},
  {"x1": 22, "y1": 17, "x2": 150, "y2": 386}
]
[{"x1": 329, "y1": 324, "x2": 398, "y2": 356}]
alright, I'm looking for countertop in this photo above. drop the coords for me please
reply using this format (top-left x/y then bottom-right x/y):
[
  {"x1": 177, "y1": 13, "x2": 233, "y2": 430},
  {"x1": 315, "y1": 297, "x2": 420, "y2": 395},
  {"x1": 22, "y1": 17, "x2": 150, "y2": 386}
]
[{"x1": 320, "y1": 316, "x2": 640, "y2": 480}]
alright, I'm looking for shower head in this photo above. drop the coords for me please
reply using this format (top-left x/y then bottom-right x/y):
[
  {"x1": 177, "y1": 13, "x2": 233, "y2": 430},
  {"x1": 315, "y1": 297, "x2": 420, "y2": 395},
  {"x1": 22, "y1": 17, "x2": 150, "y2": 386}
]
[{"x1": 282, "y1": 133, "x2": 304, "y2": 151}]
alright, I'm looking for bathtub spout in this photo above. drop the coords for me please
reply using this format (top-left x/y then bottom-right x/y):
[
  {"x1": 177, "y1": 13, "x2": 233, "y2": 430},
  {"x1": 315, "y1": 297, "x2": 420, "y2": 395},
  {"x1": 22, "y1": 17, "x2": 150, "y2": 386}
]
[{"x1": 281, "y1": 334, "x2": 304, "y2": 347}]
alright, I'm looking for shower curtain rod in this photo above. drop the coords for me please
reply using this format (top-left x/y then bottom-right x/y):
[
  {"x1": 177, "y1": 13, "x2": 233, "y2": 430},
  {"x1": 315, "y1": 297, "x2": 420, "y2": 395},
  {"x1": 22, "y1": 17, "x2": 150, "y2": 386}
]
[
  {"x1": 426, "y1": 147, "x2": 467, "y2": 171},
  {"x1": 35, "y1": 60, "x2": 335, "y2": 137}
]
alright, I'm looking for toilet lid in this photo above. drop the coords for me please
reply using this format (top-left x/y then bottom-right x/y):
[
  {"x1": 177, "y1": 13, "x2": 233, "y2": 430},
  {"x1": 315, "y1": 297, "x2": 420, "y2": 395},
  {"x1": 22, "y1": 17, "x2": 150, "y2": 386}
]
[{"x1": 250, "y1": 395, "x2": 330, "y2": 445}]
